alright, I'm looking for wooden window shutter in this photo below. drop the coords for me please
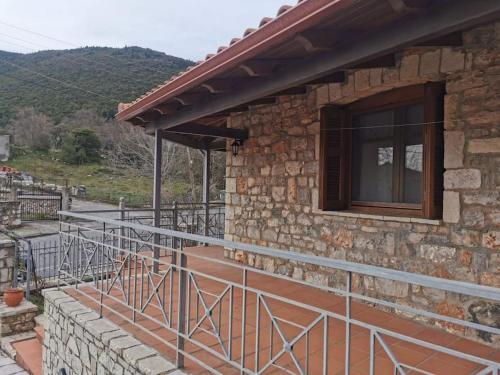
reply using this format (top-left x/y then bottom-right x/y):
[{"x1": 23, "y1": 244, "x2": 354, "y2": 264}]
[
  {"x1": 423, "y1": 82, "x2": 445, "y2": 219},
  {"x1": 319, "y1": 106, "x2": 350, "y2": 210}
]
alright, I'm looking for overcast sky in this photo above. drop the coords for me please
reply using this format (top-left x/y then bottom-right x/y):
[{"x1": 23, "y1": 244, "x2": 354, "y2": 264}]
[{"x1": 0, "y1": 0, "x2": 290, "y2": 60}]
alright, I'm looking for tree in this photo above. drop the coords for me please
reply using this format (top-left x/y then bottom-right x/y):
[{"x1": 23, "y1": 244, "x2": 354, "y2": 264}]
[
  {"x1": 7, "y1": 107, "x2": 53, "y2": 152},
  {"x1": 54, "y1": 109, "x2": 107, "y2": 149},
  {"x1": 61, "y1": 128, "x2": 101, "y2": 165},
  {"x1": 103, "y1": 121, "x2": 179, "y2": 178}
]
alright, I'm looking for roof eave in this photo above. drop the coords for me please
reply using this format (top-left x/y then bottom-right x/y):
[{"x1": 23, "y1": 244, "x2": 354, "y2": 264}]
[{"x1": 115, "y1": 0, "x2": 352, "y2": 122}]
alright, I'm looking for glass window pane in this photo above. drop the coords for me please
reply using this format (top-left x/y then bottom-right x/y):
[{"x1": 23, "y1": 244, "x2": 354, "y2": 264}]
[
  {"x1": 403, "y1": 104, "x2": 424, "y2": 204},
  {"x1": 352, "y1": 109, "x2": 395, "y2": 202}
]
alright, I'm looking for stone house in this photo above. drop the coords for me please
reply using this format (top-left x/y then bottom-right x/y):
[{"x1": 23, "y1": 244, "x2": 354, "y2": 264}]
[
  {"x1": 37, "y1": 2, "x2": 500, "y2": 374},
  {"x1": 116, "y1": 0, "x2": 500, "y2": 342},
  {"x1": 224, "y1": 25, "x2": 500, "y2": 297}
]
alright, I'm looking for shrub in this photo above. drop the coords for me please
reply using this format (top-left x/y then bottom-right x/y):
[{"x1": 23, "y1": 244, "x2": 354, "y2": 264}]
[{"x1": 61, "y1": 128, "x2": 101, "y2": 165}]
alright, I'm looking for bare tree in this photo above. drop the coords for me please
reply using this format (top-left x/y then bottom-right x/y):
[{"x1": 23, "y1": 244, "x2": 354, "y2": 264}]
[
  {"x1": 104, "y1": 121, "x2": 179, "y2": 179},
  {"x1": 102, "y1": 121, "x2": 227, "y2": 203},
  {"x1": 8, "y1": 107, "x2": 53, "y2": 151}
]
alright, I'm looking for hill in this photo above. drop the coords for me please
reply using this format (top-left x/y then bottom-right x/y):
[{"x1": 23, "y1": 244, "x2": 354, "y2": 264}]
[{"x1": 0, "y1": 46, "x2": 193, "y2": 127}]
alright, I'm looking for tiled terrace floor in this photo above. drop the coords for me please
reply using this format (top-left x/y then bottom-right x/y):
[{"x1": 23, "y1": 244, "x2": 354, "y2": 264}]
[{"x1": 66, "y1": 246, "x2": 499, "y2": 375}]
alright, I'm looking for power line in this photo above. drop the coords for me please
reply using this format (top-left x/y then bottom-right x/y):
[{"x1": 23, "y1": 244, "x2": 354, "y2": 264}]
[
  {"x1": 0, "y1": 38, "x2": 33, "y2": 53},
  {"x1": 0, "y1": 19, "x2": 189, "y2": 77},
  {"x1": 320, "y1": 120, "x2": 445, "y2": 131},
  {"x1": 0, "y1": 32, "x2": 45, "y2": 50},
  {"x1": 0, "y1": 59, "x2": 120, "y2": 104},
  {"x1": 0, "y1": 32, "x2": 158, "y2": 87},
  {"x1": 0, "y1": 70, "x2": 76, "y2": 97}
]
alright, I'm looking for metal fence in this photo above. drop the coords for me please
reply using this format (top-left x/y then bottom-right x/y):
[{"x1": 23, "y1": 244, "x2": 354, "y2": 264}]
[
  {"x1": 14, "y1": 237, "x2": 60, "y2": 296},
  {"x1": 10, "y1": 202, "x2": 225, "y2": 298},
  {"x1": 75, "y1": 202, "x2": 226, "y2": 240},
  {"x1": 56, "y1": 210, "x2": 500, "y2": 375},
  {"x1": 0, "y1": 178, "x2": 62, "y2": 221}
]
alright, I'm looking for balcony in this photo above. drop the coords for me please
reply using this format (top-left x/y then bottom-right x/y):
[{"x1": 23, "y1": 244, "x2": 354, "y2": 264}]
[{"x1": 55, "y1": 209, "x2": 500, "y2": 375}]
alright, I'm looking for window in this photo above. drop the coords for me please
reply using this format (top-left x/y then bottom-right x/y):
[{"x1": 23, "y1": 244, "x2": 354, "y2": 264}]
[{"x1": 319, "y1": 84, "x2": 444, "y2": 218}]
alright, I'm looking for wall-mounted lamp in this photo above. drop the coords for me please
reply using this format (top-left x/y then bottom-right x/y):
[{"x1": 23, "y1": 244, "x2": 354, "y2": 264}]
[{"x1": 231, "y1": 139, "x2": 243, "y2": 156}]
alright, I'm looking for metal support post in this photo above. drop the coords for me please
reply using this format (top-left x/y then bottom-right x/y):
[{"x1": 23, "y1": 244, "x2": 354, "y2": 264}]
[
  {"x1": 153, "y1": 130, "x2": 162, "y2": 273},
  {"x1": 176, "y1": 240, "x2": 187, "y2": 368},
  {"x1": 203, "y1": 149, "x2": 211, "y2": 242}
]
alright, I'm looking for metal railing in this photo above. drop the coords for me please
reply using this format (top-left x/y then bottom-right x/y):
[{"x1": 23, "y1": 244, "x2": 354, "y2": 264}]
[
  {"x1": 72, "y1": 202, "x2": 226, "y2": 239},
  {"x1": 57, "y1": 210, "x2": 500, "y2": 375},
  {"x1": 16, "y1": 237, "x2": 61, "y2": 294},
  {"x1": 0, "y1": 177, "x2": 63, "y2": 221}
]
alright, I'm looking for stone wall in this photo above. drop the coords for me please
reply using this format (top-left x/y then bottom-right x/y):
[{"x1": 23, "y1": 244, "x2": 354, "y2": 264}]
[
  {"x1": 0, "y1": 201, "x2": 21, "y2": 229},
  {"x1": 224, "y1": 22, "x2": 500, "y2": 344},
  {"x1": 42, "y1": 289, "x2": 182, "y2": 375},
  {"x1": 0, "y1": 239, "x2": 15, "y2": 294},
  {"x1": 0, "y1": 300, "x2": 37, "y2": 337}
]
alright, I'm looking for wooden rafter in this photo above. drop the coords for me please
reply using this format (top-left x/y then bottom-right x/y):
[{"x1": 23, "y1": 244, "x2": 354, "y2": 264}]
[
  {"x1": 145, "y1": 0, "x2": 500, "y2": 132},
  {"x1": 294, "y1": 30, "x2": 333, "y2": 52},
  {"x1": 163, "y1": 123, "x2": 248, "y2": 140},
  {"x1": 352, "y1": 54, "x2": 396, "y2": 69}
]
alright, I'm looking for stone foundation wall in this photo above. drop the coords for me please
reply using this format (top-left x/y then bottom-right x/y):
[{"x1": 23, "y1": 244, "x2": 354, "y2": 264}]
[
  {"x1": 0, "y1": 201, "x2": 21, "y2": 229},
  {"x1": 0, "y1": 239, "x2": 15, "y2": 294},
  {"x1": 42, "y1": 289, "x2": 181, "y2": 375},
  {"x1": 0, "y1": 300, "x2": 37, "y2": 337},
  {"x1": 224, "y1": 22, "x2": 500, "y2": 344}
]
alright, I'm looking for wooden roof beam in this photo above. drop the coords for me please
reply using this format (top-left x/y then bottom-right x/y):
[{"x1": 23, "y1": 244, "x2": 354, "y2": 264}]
[
  {"x1": 307, "y1": 71, "x2": 346, "y2": 85},
  {"x1": 239, "y1": 59, "x2": 297, "y2": 77},
  {"x1": 201, "y1": 78, "x2": 253, "y2": 93},
  {"x1": 415, "y1": 32, "x2": 463, "y2": 46},
  {"x1": 272, "y1": 86, "x2": 308, "y2": 96},
  {"x1": 161, "y1": 132, "x2": 205, "y2": 149},
  {"x1": 386, "y1": 0, "x2": 431, "y2": 13},
  {"x1": 152, "y1": 102, "x2": 179, "y2": 115},
  {"x1": 352, "y1": 54, "x2": 396, "y2": 69},
  {"x1": 295, "y1": 30, "x2": 334, "y2": 52},
  {"x1": 129, "y1": 117, "x2": 146, "y2": 126},
  {"x1": 240, "y1": 61, "x2": 275, "y2": 77},
  {"x1": 145, "y1": 0, "x2": 500, "y2": 132},
  {"x1": 164, "y1": 123, "x2": 248, "y2": 140},
  {"x1": 136, "y1": 111, "x2": 161, "y2": 123}
]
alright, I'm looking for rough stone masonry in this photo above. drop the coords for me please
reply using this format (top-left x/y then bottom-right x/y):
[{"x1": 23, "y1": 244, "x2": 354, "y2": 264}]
[
  {"x1": 224, "y1": 21, "x2": 500, "y2": 345},
  {"x1": 42, "y1": 289, "x2": 183, "y2": 375}
]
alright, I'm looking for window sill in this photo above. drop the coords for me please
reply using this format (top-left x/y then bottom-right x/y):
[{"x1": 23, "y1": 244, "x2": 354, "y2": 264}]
[{"x1": 314, "y1": 209, "x2": 442, "y2": 226}]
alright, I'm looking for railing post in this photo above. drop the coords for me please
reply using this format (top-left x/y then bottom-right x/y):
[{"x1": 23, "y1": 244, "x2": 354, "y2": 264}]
[
  {"x1": 240, "y1": 268, "x2": 248, "y2": 374},
  {"x1": 119, "y1": 197, "x2": 126, "y2": 256},
  {"x1": 176, "y1": 240, "x2": 187, "y2": 368},
  {"x1": 12, "y1": 241, "x2": 18, "y2": 288},
  {"x1": 345, "y1": 271, "x2": 352, "y2": 375},
  {"x1": 172, "y1": 202, "x2": 178, "y2": 267},
  {"x1": 25, "y1": 241, "x2": 32, "y2": 300}
]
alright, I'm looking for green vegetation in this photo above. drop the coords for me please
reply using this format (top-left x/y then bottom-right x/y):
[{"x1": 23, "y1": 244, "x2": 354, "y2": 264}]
[
  {"x1": 5, "y1": 152, "x2": 192, "y2": 206},
  {"x1": 28, "y1": 291, "x2": 44, "y2": 314},
  {"x1": 0, "y1": 46, "x2": 193, "y2": 127},
  {"x1": 0, "y1": 47, "x2": 227, "y2": 204},
  {"x1": 61, "y1": 128, "x2": 101, "y2": 165}
]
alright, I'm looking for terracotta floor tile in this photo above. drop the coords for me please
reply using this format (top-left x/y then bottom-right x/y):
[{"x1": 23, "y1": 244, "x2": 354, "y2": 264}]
[{"x1": 66, "y1": 245, "x2": 499, "y2": 375}]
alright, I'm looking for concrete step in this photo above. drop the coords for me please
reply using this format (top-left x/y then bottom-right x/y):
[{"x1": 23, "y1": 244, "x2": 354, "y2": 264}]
[
  {"x1": 12, "y1": 337, "x2": 42, "y2": 375},
  {"x1": 34, "y1": 315, "x2": 46, "y2": 328},
  {"x1": 34, "y1": 325, "x2": 44, "y2": 345}
]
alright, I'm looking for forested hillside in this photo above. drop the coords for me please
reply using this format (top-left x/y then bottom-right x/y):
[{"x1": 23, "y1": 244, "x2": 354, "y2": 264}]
[{"x1": 0, "y1": 46, "x2": 193, "y2": 127}]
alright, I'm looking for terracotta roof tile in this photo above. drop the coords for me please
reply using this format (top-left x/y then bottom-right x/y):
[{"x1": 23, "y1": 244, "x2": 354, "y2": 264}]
[
  {"x1": 118, "y1": 2, "x2": 303, "y2": 114},
  {"x1": 118, "y1": 0, "x2": 377, "y2": 120}
]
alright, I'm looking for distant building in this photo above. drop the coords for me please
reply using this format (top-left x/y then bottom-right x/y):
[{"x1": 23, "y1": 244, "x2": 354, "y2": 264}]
[{"x1": 0, "y1": 135, "x2": 10, "y2": 162}]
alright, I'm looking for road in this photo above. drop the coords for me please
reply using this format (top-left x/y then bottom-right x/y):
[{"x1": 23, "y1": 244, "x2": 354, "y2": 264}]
[{"x1": 11, "y1": 199, "x2": 122, "y2": 283}]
